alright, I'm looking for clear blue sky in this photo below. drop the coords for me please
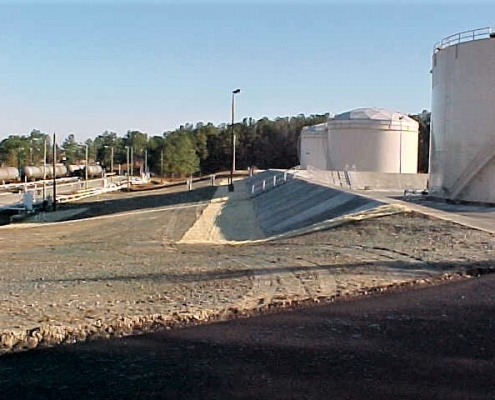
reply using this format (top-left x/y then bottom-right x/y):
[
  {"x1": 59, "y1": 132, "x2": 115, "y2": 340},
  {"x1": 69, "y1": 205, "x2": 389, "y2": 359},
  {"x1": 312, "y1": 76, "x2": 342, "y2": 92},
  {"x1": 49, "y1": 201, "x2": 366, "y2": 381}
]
[{"x1": 0, "y1": 1, "x2": 494, "y2": 142}]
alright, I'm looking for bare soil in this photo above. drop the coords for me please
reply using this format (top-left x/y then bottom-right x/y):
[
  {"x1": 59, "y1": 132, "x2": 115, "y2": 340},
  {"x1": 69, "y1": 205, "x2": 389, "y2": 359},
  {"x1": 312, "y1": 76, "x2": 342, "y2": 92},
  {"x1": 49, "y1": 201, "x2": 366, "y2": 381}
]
[{"x1": 0, "y1": 182, "x2": 494, "y2": 399}]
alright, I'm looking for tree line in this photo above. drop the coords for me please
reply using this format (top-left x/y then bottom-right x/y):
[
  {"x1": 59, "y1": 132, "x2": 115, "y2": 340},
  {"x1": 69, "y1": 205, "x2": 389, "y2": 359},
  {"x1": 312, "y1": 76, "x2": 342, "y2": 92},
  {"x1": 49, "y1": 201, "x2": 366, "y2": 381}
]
[{"x1": 0, "y1": 111, "x2": 430, "y2": 177}]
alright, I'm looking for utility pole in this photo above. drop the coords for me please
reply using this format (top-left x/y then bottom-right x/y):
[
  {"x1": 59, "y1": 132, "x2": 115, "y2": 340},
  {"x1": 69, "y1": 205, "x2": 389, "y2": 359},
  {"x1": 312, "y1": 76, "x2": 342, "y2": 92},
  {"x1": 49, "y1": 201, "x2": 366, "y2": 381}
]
[
  {"x1": 145, "y1": 149, "x2": 148, "y2": 176},
  {"x1": 42, "y1": 137, "x2": 47, "y2": 204},
  {"x1": 52, "y1": 133, "x2": 57, "y2": 211},
  {"x1": 85, "y1": 144, "x2": 88, "y2": 189},
  {"x1": 130, "y1": 147, "x2": 134, "y2": 177},
  {"x1": 399, "y1": 115, "x2": 404, "y2": 174},
  {"x1": 125, "y1": 146, "x2": 130, "y2": 190},
  {"x1": 161, "y1": 149, "x2": 164, "y2": 183},
  {"x1": 229, "y1": 88, "x2": 241, "y2": 191}
]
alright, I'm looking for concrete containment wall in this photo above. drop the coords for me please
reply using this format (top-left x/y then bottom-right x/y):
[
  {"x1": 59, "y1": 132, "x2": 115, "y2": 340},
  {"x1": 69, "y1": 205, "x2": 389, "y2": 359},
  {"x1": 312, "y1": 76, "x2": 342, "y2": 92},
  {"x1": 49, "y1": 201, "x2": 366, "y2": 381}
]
[
  {"x1": 345, "y1": 172, "x2": 428, "y2": 191},
  {"x1": 299, "y1": 169, "x2": 428, "y2": 191}
]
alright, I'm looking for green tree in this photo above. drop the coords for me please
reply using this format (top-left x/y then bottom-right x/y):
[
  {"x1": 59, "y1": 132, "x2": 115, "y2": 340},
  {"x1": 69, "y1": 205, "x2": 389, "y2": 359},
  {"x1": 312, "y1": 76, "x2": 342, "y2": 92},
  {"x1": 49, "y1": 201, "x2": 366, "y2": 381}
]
[
  {"x1": 125, "y1": 130, "x2": 149, "y2": 172},
  {"x1": 147, "y1": 135, "x2": 165, "y2": 176},
  {"x1": 0, "y1": 135, "x2": 27, "y2": 168},
  {"x1": 93, "y1": 131, "x2": 119, "y2": 170},
  {"x1": 410, "y1": 111, "x2": 430, "y2": 173},
  {"x1": 162, "y1": 131, "x2": 199, "y2": 177},
  {"x1": 62, "y1": 134, "x2": 79, "y2": 164},
  {"x1": 27, "y1": 129, "x2": 50, "y2": 165}
]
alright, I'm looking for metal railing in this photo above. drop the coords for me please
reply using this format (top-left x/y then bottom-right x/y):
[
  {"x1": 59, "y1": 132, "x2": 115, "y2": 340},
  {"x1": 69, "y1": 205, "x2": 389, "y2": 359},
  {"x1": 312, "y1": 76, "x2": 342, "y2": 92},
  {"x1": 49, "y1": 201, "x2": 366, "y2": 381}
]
[
  {"x1": 249, "y1": 169, "x2": 296, "y2": 196},
  {"x1": 433, "y1": 27, "x2": 494, "y2": 53}
]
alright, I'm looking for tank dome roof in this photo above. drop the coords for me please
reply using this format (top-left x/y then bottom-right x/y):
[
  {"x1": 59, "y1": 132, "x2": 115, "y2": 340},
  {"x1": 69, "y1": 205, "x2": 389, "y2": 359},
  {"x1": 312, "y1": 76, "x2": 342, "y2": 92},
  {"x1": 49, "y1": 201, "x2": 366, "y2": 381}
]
[
  {"x1": 301, "y1": 122, "x2": 327, "y2": 135},
  {"x1": 331, "y1": 107, "x2": 416, "y2": 124}
]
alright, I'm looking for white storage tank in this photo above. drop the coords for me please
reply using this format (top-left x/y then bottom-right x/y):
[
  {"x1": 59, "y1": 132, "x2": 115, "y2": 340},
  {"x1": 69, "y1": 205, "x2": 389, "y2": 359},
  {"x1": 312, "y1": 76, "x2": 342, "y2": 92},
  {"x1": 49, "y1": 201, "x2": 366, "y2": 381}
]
[
  {"x1": 0, "y1": 167, "x2": 20, "y2": 182},
  {"x1": 430, "y1": 27, "x2": 495, "y2": 203},
  {"x1": 326, "y1": 108, "x2": 419, "y2": 173},
  {"x1": 299, "y1": 122, "x2": 328, "y2": 170}
]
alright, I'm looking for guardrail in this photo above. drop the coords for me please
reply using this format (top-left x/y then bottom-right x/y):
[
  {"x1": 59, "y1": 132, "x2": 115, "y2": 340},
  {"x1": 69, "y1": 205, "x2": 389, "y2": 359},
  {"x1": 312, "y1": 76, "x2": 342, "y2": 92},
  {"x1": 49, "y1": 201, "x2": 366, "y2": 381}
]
[
  {"x1": 433, "y1": 27, "x2": 494, "y2": 53},
  {"x1": 248, "y1": 168, "x2": 297, "y2": 196},
  {"x1": 56, "y1": 183, "x2": 122, "y2": 203}
]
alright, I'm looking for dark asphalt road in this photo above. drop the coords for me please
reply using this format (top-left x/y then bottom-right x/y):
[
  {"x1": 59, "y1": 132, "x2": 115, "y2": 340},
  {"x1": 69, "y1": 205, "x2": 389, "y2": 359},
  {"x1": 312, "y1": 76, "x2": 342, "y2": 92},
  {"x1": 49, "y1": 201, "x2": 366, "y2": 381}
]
[{"x1": 2, "y1": 273, "x2": 495, "y2": 400}]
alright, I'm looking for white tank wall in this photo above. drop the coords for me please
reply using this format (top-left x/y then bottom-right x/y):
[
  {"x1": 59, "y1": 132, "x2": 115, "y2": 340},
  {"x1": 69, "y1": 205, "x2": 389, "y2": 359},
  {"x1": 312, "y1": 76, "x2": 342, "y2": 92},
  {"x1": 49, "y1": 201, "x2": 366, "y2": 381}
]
[
  {"x1": 300, "y1": 134, "x2": 329, "y2": 170},
  {"x1": 431, "y1": 36, "x2": 495, "y2": 202},
  {"x1": 326, "y1": 120, "x2": 418, "y2": 173},
  {"x1": 300, "y1": 124, "x2": 328, "y2": 170}
]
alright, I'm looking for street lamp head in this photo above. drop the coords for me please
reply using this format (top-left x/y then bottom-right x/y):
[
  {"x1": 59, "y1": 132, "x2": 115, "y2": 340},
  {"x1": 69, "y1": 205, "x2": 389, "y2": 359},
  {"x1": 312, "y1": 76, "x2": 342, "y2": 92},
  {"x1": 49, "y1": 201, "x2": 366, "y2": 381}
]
[{"x1": 232, "y1": 88, "x2": 241, "y2": 94}]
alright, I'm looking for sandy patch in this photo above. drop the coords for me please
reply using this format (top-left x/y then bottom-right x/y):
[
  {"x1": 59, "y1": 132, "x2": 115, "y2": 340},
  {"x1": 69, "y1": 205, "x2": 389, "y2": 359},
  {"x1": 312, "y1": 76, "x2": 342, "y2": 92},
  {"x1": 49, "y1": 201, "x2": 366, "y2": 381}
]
[{"x1": 180, "y1": 182, "x2": 263, "y2": 243}]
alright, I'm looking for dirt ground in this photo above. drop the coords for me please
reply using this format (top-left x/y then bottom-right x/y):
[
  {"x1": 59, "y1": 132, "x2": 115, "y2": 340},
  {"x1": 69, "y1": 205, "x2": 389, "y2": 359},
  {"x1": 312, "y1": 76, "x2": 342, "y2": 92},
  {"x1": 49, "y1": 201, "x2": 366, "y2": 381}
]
[
  {"x1": 3, "y1": 273, "x2": 495, "y2": 400},
  {"x1": 0, "y1": 181, "x2": 494, "y2": 398}
]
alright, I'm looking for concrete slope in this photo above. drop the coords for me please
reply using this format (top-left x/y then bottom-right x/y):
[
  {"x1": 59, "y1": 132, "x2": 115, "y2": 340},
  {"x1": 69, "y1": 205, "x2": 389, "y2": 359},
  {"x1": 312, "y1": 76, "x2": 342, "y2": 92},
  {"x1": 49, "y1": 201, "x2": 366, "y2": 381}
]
[
  {"x1": 179, "y1": 181, "x2": 263, "y2": 244},
  {"x1": 251, "y1": 177, "x2": 385, "y2": 236},
  {"x1": 181, "y1": 175, "x2": 393, "y2": 244},
  {"x1": 244, "y1": 169, "x2": 289, "y2": 195}
]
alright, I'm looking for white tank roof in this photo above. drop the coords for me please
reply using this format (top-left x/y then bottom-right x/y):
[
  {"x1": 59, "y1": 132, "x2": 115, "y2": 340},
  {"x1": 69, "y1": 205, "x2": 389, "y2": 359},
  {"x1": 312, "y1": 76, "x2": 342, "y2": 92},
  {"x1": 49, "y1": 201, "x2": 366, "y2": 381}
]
[
  {"x1": 331, "y1": 107, "x2": 416, "y2": 124},
  {"x1": 301, "y1": 122, "x2": 327, "y2": 135}
]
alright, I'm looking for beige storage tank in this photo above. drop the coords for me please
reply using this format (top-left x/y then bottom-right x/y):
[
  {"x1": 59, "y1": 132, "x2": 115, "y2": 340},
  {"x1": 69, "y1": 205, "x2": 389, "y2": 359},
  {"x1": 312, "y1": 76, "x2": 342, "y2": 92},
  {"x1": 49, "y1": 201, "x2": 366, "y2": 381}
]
[
  {"x1": 430, "y1": 27, "x2": 495, "y2": 203},
  {"x1": 299, "y1": 123, "x2": 328, "y2": 170},
  {"x1": 326, "y1": 108, "x2": 419, "y2": 173}
]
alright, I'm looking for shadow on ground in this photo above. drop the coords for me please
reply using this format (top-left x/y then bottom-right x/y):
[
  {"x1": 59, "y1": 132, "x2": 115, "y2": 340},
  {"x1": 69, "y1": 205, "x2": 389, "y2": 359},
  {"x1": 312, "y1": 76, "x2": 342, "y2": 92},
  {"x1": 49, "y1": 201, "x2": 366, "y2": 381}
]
[
  {"x1": 54, "y1": 184, "x2": 217, "y2": 221},
  {"x1": 2, "y1": 272, "x2": 495, "y2": 400},
  {"x1": 30, "y1": 259, "x2": 495, "y2": 286}
]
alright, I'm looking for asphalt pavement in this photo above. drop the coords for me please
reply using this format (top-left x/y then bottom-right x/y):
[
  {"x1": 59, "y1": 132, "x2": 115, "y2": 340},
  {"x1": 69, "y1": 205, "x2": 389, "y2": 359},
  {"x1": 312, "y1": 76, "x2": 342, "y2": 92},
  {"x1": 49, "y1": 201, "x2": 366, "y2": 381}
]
[{"x1": 1, "y1": 272, "x2": 495, "y2": 399}]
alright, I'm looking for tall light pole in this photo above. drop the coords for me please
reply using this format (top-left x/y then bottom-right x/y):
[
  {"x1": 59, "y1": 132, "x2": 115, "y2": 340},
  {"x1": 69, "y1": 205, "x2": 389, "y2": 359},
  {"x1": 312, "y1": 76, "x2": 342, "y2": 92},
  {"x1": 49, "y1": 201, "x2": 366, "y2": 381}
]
[
  {"x1": 43, "y1": 137, "x2": 47, "y2": 178},
  {"x1": 230, "y1": 88, "x2": 241, "y2": 191},
  {"x1": 144, "y1": 149, "x2": 148, "y2": 176},
  {"x1": 29, "y1": 137, "x2": 39, "y2": 166},
  {"x1": 32, "y1": 136, "x2": 47, "y2": 202},
  {"x1": 144, "y1": 134, "x2": 149, "y2": 176},
  {"x1": 399, "y1": 115, "x2": 404, "y2": 174},
  {"x1": 160, "y1": 149, "x2": 164, "y2": 183},
  {"x1": 104, "y1": 145, "x2": 114, "y2": 174},
  {"x1": 17, "y1": 147, "x2": 22, "y2": 171},
  {"x1": 110, "y1": 146, "x2": 114, "y2": 174},
  {"x1": 130, "y1": 147, "x2": 134, "y2": 177},
  {"x1": 29, "y1": 140, "x2": 33, "y2": 165},
  {"x1": 85, "y1": 144, "x2": 89, "y2": 185},
  {"x1": 52, "y1": 133, "x2": 57, "y2": 211},
  {"x1": 125, "y1": 146, "x2": 130, "y2": 190},
  {"x1": 42, "y1": 136, "x2": 47, "y2": 203}
]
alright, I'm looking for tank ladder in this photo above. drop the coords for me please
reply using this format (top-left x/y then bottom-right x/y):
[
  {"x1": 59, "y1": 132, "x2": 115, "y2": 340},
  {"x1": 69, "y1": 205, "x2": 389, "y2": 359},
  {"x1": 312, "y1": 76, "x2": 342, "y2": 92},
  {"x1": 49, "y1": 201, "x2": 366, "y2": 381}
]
[{"x1": 448, "y1": 135, "x2": 495, "y2": 200}]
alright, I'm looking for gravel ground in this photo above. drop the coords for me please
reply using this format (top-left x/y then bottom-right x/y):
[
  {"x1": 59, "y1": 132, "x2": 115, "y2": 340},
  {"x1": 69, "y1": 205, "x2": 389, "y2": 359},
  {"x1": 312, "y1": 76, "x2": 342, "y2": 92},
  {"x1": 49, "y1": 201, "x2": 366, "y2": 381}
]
[
  {"x1": 0, "y1": 181, "x2": 494, "y2": 356},
  {"x1": 2, "y1": 267, "x2": 495, "y2": 399}
]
